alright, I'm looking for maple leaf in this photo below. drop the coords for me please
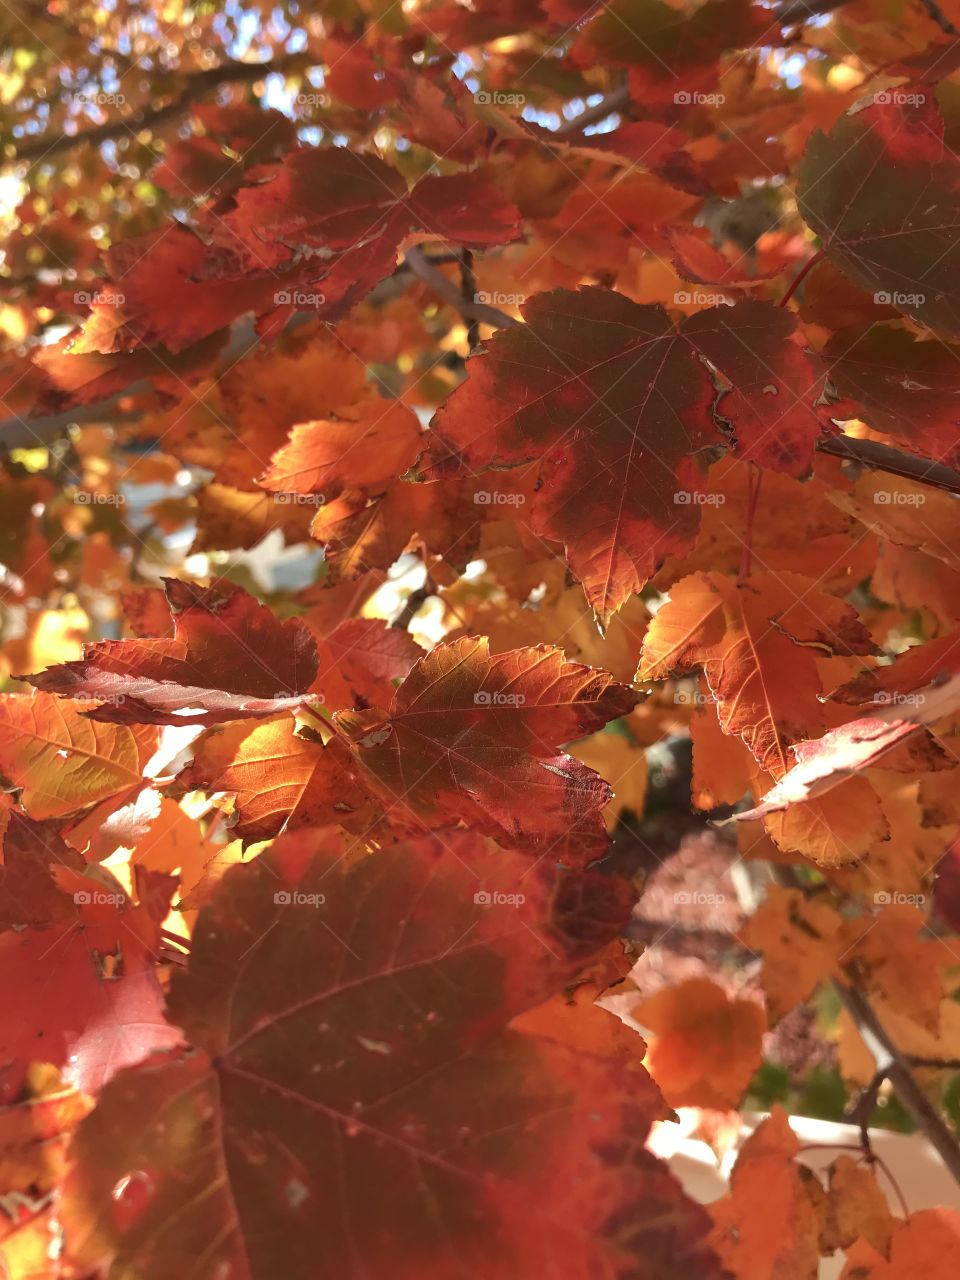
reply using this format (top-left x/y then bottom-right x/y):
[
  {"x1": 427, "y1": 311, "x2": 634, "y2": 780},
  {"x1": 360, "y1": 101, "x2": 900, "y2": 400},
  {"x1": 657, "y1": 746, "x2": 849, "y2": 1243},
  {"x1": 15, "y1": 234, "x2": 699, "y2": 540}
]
[
  {"x1": 321, "y1": 37, "x2": 401, "y2": 110},
  {"x1": 568, "y1": 727, "x2": 648, "y2": 829},
  {"x1": 638, "y1": 570, "x2": 876, "y2": 776},
  {"x1": 0, "y1": 809, "x2": 86, "y2": 930},
  {"x1": 579, "y1": 123, "x2": 711, "y2": 196},
  {"x1": 799, "y1": 93, "x2": 960, "y2": 337},
  {"x1": 60, "y1": 830, "x2": 725, "y2": 1279},
  {"x1": 191, "y1": 481, "x2": 315, "y2": 554},
  {"x1": 68, "y1": 153, "x2": 521, "y2": 357},
  {"x1": 67, "y1": 225, "x2": 289, "y2": 356},
  {"x1": 310, "y1": 475, "x2": 484, "y2": 585},
  {"x1": 828, "y1": 627, "x2": 960, "y2": 709},
  {"x1": 180, "y1": 717, "x2": 376, "y2": 845},
  {"x1": 739, "y1": 885, "x2": 845, "y2": 1023},
  {"x1": 226, "y1": 149, "x2": 521, "y2": 263},
  {"x1": 822, "y1": 325, "x2": 960, "y2": 468},
  {"x1": 150, "y1": 103, "x2": 296, "y2": 201},
  {"x1": 0, "y1": 865, "x2": 179, "y2": 1095},
  {"x1": 257, "y1": 399, "x2": 421, "y2": 502},
  {"x1": 572, "y1": 0, "x2": 769, "y2": 106},
  {"x1": 335, "y1": 637, "x2": 639, "y2": 863},
  {"x1": 759, "y1": 773, "x2": 892, "y2": 868},
  {"x1": 709, "y1": 1108, "x2": 826, "y2": 1279},
  {"x1": 32, "y1": 328, "x2": 228, "y2": 412},
  {"x1": 841, "y1": 1209, "x2": 960, "y2": 1279},
  {"x1": 841, "y1": 904, "x2": 954, "y2": 1032},
  {"x1": 681, "y1": 300, "x2": 823, "y2": 476},
  {"x1": 632, "y1": 978, "x2": 766, "y2": 1110},
  {"x1": 666, "y1": 226, "x2": 792, "y2": 285},
  {"x1": 309, "y1": 617, "x2": 424, "y2": 710},
  {"x1": 24, "y1": 579, "x2": 321, "y2": 726},
  {"x1": 821, "y1": 1155, "x2": 893, "y2": 1256},
  {"x1": 734, "y1": 706, "x2": 955, "y2": 824},
  {"x1": 0, "y1": 692, "x2": 157, "y2": 820},
  {"x1": 417, "y1": 283, "x2": 720, "y2": 622},
  {"x1": 420, "y1": 290, "x2": 822, "y2": 621}
]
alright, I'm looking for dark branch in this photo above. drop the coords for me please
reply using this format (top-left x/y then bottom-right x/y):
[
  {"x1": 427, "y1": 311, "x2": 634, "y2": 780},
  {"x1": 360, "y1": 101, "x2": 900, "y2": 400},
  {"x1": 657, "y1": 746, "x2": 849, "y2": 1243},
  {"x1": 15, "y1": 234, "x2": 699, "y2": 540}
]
[
  {"x1": 554, "y1": 84, "x2": 631, "y2": 137},
  {"x1": 919, "y1": 0, "x2": 960, "y2": 36},
  {"x1": 836, "y1": 980, "x2": 960, "y2": 1187},
  {"x1": 404, "y1": 248, "x2": 522, "y2": 330},
  {"x1": 816, "y1": 433, "x2": 960, "y2": 497},
  {"x1": 9, "y1": 56, "x2": 306, "y2": 165}
]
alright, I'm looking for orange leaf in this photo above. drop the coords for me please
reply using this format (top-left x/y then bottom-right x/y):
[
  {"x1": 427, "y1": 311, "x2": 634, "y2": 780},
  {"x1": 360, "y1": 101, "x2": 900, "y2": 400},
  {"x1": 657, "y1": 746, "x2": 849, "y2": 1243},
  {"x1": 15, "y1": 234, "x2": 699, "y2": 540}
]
[
  {"x1": 632, "y1": 977, "x2": 766, "y2": 1110},
  {"x1": 335, "y1": 637, "x2": 639, "y2": 862}
]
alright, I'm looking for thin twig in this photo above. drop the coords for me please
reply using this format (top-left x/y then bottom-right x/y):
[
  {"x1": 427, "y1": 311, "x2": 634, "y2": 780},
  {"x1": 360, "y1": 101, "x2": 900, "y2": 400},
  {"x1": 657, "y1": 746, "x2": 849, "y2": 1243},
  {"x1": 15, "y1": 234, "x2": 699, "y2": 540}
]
[
  {"x1": 816, "y1": 433, "x2": 960, "y2": 497},
  {"x1": 771, "y1": 865, "x2": 960, "y2": 1190},
  {"x1": 404, "y1": 248, "x2": 521, "y2": 330},
  {"x1": 161, "y1": 927, "x2": 192, "y2": 952},
  {"x1": 779, "y1": 248, "x2": 826, "y2": 308},
  {"x1": 391, "y1": 580, "x2": 433, "y2": 631},
  {"x1": 554, "y1": 84, "x2": 631, "y2": 137},
  {"x1": 10, "y1": 55, "x2": 307, "y2": 164},
  {"x1": 836, "y1": 980, "x2": 960, "y2": 1187},
  {"x1": 844, "y1": 1066, "x2": 885, "y2": 1163},
  {"x1": 919, "y1": 0, "x2": 959, "y2": 36},
  {"x1": 457, "y1": 249, "x2": 480, "y2": 351}
]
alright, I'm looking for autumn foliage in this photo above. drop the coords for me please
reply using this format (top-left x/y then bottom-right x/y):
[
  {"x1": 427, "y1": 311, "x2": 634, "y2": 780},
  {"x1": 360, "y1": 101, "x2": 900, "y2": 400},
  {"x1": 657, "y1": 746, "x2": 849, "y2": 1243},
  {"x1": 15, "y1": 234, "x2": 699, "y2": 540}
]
[{"x1": 5, "y1": 0, "x2": 960, "y2": 1276}]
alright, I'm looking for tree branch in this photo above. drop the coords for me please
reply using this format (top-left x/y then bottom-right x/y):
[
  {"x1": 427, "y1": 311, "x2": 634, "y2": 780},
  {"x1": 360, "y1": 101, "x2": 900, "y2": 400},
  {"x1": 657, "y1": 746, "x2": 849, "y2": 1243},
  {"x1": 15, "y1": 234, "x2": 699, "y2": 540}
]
[
  {"x1": 457, "y1": 249, "x2": 480, "y2": 351},
  {"x1": 554, "y1": 84, "x2": 631, "y2": 137},
  {"x1": 816, "y1": 433, "x2": 960, "y2": 496},
  {"x1": 836, "y1": 979, "x2": 960, "y2": 1187},
  {"x1": 9, "y1": 55, "x2": 306, "y2": 164},
  {"x1": 769, "y1": 864, "x2": 960, "y2": 1187},
  {"x1": 404, "y1": 248, "x2": 522, "y2": 329},
  {"x1": 919, "y1": 0, "x2": 959, "y2": 36}
]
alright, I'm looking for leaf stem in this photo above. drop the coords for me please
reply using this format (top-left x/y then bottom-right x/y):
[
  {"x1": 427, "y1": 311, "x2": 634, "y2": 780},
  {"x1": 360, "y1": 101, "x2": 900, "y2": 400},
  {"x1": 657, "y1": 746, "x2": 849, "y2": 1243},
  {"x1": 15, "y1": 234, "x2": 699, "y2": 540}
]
[{"x1": 778, "y1": 248, "x2": 826, "y2": 308}]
